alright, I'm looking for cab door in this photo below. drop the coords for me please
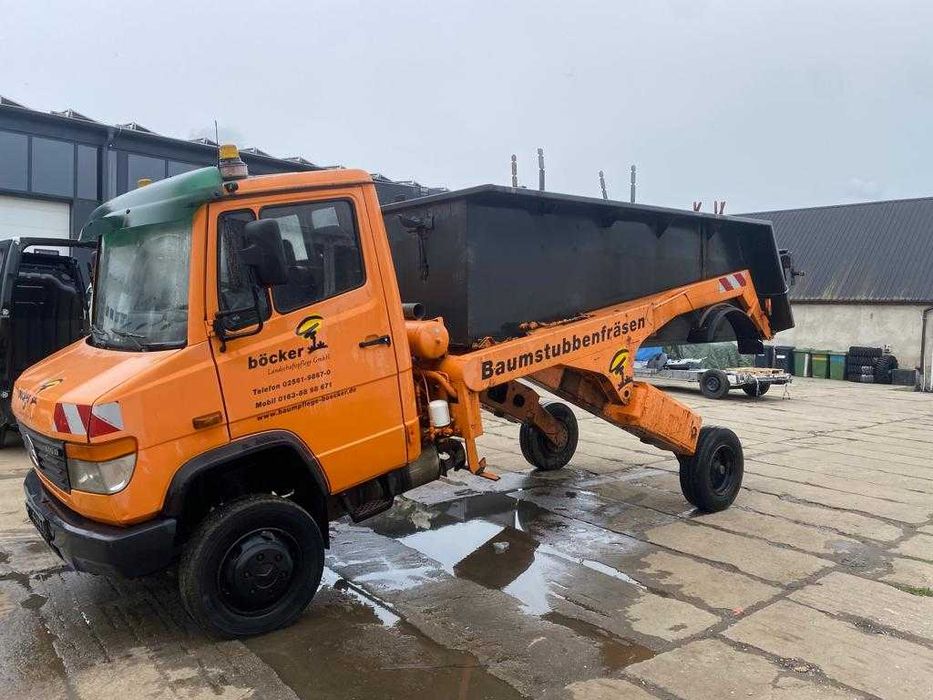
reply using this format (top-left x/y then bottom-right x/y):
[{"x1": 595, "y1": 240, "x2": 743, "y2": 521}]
[{"x1": 206, "y1": 189, "x2": 408, "y2": 493}]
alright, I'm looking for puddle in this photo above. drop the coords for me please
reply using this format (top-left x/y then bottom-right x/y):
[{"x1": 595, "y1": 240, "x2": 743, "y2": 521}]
[
  {"x1": 350, "y1": 565, "x2": 437, "y2": 591},
  {"x1": 542, "y1": 611, "x2": 655, "y2": 671},
  {"x1": 369, "y1": 493, "x2": 647, "y2": 616},
  {"x1": 246, "y1": 567, "x2": 523, "y2": 700},
  {"x1": 320, "y1": 568, "x2": 400, "y2": 626},
  {"x1": 0, "y1": 571, "x2": 31, "y2": 589},
  {"x1": 19, "y1": 593, "x2": 47, "y2": 610}
]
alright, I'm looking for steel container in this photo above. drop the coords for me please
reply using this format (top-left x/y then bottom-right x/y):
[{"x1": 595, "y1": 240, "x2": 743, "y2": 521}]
[{"x1": 383, "y1": 185, "x2": 794, "y2": 347}]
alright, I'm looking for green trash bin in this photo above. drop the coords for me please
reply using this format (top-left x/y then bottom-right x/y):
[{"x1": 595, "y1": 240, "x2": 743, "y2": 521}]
[
  {"x1": 793, "y1": 349, "x2": 811, "y2": 377},
  {"x1": 810, "y1": 350, "x2": 830, "y2": 379},
  {"x1": 828, "y1": 351, "x2": 846, "y2": 380}
]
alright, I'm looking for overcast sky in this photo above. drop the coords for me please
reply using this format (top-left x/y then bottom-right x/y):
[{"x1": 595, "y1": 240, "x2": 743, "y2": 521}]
[{"x1": 1, "y1": 0, "x2": 931, "y2": 212}]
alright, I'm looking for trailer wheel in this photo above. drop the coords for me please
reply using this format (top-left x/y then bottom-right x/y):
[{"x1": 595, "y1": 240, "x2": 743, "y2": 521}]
[
  {"x1": 742, "y1": 383, "x2": 770, "y2": 397},
  {"x1": 699, "y1": 370, "x2": 730, "y2": 399},
  {"x1": 179, "y1": 494, "x2": 324, "y2": 638},
  {"x1": 519, "y1": 401, "x2": 578, "y2": 471},
  {"x1": 677, "y1": 426, "x2": 744, "y2": 512}
]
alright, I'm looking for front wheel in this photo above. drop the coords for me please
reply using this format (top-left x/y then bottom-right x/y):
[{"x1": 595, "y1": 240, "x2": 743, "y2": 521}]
[
  {"x1": 179, "y1": 494, "x2": 324, "y2": 638},
  {"x1": 677, "y1": 426, "x2": 744, "y2": 512},
  {"x1": 519, "y1": 401, "x2": 579, "y2": 471}
]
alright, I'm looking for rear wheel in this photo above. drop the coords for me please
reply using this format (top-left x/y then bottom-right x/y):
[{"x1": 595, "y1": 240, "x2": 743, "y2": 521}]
[
  {"x1": 519, "y1": 401, "x2": 579, "y2": 471},
  {"x1": 179, "y1": 494, "x2": 324, "y2": 638},
  {"x1": 699, "y1": 370, "x2": 730, "y2": 399},
  {"x1": 677, "y1": 426, "x2": 744, "y2": 512},
  {"x1": 742, "y1": 382, "x2": 770, "y2": 397}
]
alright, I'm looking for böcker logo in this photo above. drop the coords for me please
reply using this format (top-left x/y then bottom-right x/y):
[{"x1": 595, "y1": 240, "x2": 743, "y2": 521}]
[
  {"x1": 36, "y1": 377, "x2": 64, "y2": 393},
  {"x1": 246, "y1": 315, "x2": 329, "y2": 370},
  {"x1": 295, "y1": 315, "x2": 327, "y2": 352},
  {"x1": 609, "y1": 348, "x2": 630, "y2": 390}
]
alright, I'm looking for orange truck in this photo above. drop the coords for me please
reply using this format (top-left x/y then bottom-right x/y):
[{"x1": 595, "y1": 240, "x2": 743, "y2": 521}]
[{"x1": 15, "y1": 147, "x2": 792, "y2": 637}]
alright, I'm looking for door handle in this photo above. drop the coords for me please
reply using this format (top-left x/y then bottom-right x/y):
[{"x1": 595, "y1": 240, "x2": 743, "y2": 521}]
[{"x1": 359, "y1": 334, "x2": 392, "y2": 348}]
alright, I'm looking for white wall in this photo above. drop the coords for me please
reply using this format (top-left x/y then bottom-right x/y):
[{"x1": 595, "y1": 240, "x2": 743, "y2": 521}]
[
  {"x1": 0, "y1": 195, "x2": 70, "y2": 240},
  {"x1": 773, "y1": 302, "x2": 931, "y2": 370}
]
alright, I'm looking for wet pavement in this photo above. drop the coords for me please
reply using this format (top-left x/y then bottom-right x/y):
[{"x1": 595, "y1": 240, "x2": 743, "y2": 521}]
[{"x1": 2, "y1": 377, "x2": 933, "y2": 698}]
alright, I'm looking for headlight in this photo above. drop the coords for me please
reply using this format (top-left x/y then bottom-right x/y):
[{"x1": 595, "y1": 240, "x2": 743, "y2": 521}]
[{"x1": 65, "y1": 438, "x2": 137, "y2": 495}]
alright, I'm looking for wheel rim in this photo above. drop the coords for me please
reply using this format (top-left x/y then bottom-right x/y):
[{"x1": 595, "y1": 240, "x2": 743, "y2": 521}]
[
  {"x1": 705, "y1": 376, "x2": 722, "y2": 393},
  {"x1": 709, "y1": 444, "x2": 738, "y2": 495},
  {"x1": 218, "y1": 528, "x2": 300, "y2": 616}
]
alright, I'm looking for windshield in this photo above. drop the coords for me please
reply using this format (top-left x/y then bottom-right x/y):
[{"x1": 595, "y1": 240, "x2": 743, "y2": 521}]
[{"x1": 91, "y1": 220, "x2": 191, "y2": 351}]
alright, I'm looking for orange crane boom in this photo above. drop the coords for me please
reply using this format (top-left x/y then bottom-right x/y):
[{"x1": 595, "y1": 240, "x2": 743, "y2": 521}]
[{"x1": 414, "y1": 269, "x2": 769, "y2": 480}]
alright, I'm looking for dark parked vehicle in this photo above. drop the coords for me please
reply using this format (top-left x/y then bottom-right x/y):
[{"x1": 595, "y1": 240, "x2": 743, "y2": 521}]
[{"x1": 0, "y1": 238, "x2": 95, "y2": 442}]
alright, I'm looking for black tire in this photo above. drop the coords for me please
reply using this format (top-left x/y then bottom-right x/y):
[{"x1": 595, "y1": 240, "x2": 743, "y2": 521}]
[
  {"x1": 741, "y1": 383, "x2": 770, "y2": 397},
  {"x1": 678, "y1": 426, "x2": 744, "y2": 512},
  {"x1": 873, "y1": 355, "x2": 898, "y2": 385},
  {"x1": 677, "y1": 455, "x2": 698, "y2": 507},
  {"x1": 519, "y1": 401, "x2": 579, "y2": 471},
  {"x1": 179, "y1": 494, "x2": 324, "y2": 638},
  {"x1": 848, "y1": 346, "x2": 882, "y2": 358},
  {"x1": 699, "y1": 370, "x2": 730, "y2": 399}
]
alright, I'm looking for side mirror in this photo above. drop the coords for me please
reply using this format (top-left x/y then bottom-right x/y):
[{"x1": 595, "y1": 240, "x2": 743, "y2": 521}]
[{"x1": 241, "y1": 219, "x2": 288, "y2": 286}]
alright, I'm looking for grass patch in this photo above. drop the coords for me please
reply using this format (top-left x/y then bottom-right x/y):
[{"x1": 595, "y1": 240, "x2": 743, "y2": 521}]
[{"x1": 894, "y1": 583, "x2": 933, "y2": 597}]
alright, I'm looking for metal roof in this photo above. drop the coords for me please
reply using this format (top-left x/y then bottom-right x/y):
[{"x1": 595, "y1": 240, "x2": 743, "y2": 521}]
[{"x1": 744, "y1": 197, "x2": 933, "y2": 304}]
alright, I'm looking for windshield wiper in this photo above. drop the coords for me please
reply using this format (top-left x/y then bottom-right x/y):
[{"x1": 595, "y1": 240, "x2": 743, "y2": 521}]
[
  {"x1": 89, "y1": 323, "x2": 108, "y2": 345},
  {"x1": 113, "y1": 327, "x2": 183, "y2": 351},
  {"x1": 90, "y1": 323, "x2": 146, "y2": 351},
  {"x1": 109, "y1": 327, "x2": 146, "y2": 351}
]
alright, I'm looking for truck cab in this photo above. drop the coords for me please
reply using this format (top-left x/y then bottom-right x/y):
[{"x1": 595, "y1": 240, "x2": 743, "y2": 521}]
[{"x1": 16, "y1": 156, "x2": 425, "y2": 636}]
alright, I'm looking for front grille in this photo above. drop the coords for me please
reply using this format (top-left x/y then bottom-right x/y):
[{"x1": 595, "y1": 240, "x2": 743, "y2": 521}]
[{"x1": 22, "y1": 427, "x2": 70, "y2": 492}]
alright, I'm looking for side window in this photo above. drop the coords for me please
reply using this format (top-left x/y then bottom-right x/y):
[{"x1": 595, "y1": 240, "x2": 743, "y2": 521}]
[
  {"x1": 260, "y1": 200, "x2": 365, "y2": 314},
  {"x1": 217, "y1": 210, "x2": 271, "y2": 328}
]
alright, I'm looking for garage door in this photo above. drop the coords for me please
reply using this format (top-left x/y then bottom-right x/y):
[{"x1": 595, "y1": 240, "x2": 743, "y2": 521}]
[{"x1": 0, "y1": 195, "x2": 71, "y2": 241}]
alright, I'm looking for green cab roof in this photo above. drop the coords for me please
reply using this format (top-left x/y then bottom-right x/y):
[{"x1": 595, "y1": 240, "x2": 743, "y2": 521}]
[{"x1": 79, "y1": 167, "x2": 224, "y2": 241}]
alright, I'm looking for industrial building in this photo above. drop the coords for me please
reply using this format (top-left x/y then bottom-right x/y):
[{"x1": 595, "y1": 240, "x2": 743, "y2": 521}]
[
  {"x1": 747, "y1": 197, "x2": 933, "y2": 378},
  {"x1": 0, "y1": 96, "x2": 442, "y2": 241}
]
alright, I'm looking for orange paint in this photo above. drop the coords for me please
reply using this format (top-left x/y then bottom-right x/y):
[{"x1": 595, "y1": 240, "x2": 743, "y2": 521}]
[{"x1": 13, "y1": 165, "x2": 776, "y2": 528}]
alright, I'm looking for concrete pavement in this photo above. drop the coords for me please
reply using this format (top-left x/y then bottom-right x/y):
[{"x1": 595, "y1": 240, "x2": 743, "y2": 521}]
[{"x1": 1, "y1": 377, "x2": 932, "y2": 698}]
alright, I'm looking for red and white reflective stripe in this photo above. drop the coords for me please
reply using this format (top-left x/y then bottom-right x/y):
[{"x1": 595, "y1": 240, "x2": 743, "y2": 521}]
[
  {"x1": 89, "y1": 402, "x2": 124, "y2": 436},
  {"x1": 53, "y1": 403, "x2": 90, "y2": 436},
  {"x1": 718, "y1": 272, "x2": 747, "y2": 292},
  {"x1": 53, "y1": 401, "x2": 123, "y2": 437}
]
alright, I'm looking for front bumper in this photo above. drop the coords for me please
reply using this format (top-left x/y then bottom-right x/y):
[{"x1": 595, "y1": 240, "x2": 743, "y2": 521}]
[{"x1": 24, "y1": 470, "x2": 177, "y2": 577}]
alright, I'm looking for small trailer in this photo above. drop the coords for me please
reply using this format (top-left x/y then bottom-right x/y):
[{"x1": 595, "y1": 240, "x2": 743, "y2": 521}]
[{"x1": 635, "y1": 364, "x2": 792, "y2": 399}]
